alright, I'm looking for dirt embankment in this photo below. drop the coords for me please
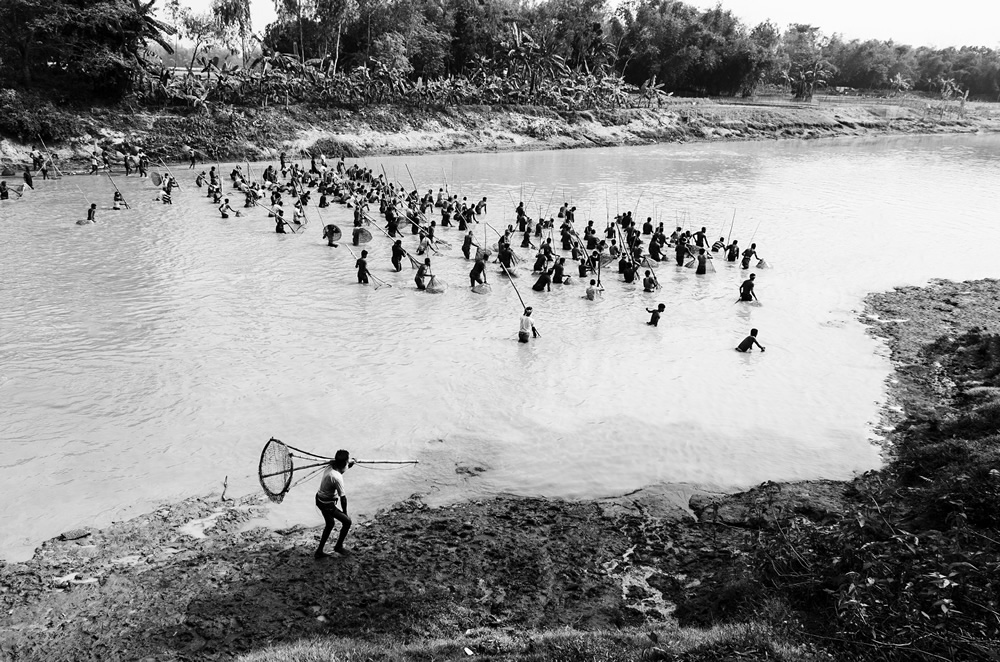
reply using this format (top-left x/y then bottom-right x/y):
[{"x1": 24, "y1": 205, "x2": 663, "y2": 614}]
[
  {"x1": 0, "y1": 477, "x2": 850, "y2": 661},
  {"x1": 862, "y1": 278, "x2": 1000, "y2": 430},
  {"x1": 1, "y1": 100, "x2": 996, "y2": 173}
]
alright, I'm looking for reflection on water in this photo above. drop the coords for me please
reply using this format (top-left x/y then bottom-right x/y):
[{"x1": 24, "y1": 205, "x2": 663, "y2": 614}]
[{"x1": 2, "y1": 134, "x2": 1000, "y2": 561}]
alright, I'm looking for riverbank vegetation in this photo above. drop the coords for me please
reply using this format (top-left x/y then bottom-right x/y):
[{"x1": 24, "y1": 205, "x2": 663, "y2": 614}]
[{"x1": 2, "y1": 0, "x2": 1000, "y2": 145}]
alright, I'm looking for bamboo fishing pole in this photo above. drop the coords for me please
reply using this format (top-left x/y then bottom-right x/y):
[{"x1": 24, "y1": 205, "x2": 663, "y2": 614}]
[
  {"x1": 384, "y1": 164, "x2": 447, "y2": 248},
  {"x1": 499, "y1": 262, "x2": 528, "y2": 310},
  {"x1": 37, "y1": 136, "x2": 64, "y2": 177},
  {"x1": 158, "y1": 158, "x2": 181, "y2": 189},
  {"x1": 256, "y1": 199, "x2": 296, "y2": 233},
  {"x1": 106, "y1": 171, "x2": 130, "y2": 209},
  {"x1": 363, "y1": 210, "x2": 417, "y2": 266},
  {"x1": 75, "y1": 183, "x2": 92, "y2": 207}
]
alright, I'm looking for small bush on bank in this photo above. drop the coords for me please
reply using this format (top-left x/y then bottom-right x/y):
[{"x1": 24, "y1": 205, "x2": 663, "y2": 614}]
[{"x1": 0, "y1": 89, "x2": 86, "y2": 143}]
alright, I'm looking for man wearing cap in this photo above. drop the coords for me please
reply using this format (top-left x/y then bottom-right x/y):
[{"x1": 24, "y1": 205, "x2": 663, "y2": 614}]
[{"x1": 519, "y1": 307, "x2": 539, "y2": 343}]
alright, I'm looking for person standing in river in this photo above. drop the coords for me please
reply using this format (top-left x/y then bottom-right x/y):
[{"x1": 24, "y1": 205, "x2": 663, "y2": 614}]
[
  {"x1": 274, "y1": 210, "x2": 289, "y2": 234},
  {"x1": 726, "y1": 239, "x2": 740, "y2": 262},
  {"x1": 519, "y1": 307, "x2": 539, "y2": 343},
  {"x1": 695, "y1": 248, "x2": 709, "y2": 275},
  {"x1": 462, "y1": 231, "x2": 478, "y2": 260},
  {"x1": 391, "y1": 240, "x2": 408, "y2": 272},
  {"x1": 646, "y1": 303, "x2": 665, "y2": 327},
  {"x1": 741, "y1": 243, "x2": 761, "y2": 269},
  {"x1": 356, "y1": 250, "x2": 370, "y2": 285},
  {"x1": 315, "y1": 450, "x2": 354, "y2": 559}
]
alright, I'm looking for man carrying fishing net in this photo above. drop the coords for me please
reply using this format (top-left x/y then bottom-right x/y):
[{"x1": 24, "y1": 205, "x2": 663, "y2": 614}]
[{"x1": 315, "y1": 450, "x2": 356, "y2": 559}]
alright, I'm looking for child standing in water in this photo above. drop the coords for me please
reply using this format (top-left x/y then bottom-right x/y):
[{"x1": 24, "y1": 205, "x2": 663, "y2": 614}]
[{"x1": 646, "y1": 303, "x2": 665, "y2": 326}]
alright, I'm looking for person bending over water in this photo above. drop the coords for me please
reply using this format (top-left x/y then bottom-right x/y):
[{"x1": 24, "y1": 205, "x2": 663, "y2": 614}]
[
  {"x1": 736, "y1": 328, "x2": 765, "y2": 352},
  {"x1": 415, "y1": 258, "x2": 431, "y2": 290},
  {"x1": 532, "y1": 268, "x2": 553, "y2": 292},
  {"x1": 738, "y1": 273, "x2": 757, "y2": 302},
  {"x1": 469, "y1": 256, "x2": 487, "y2": 288},
  {"x1": 741, "y1": 243, "x2": 760, "y2": 269}
]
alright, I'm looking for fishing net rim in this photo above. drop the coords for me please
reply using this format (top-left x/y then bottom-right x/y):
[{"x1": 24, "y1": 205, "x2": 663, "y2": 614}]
[
  {"x1": 325, "y1": 225, "x2": 343, "y2": 242},
  {"x1": 259, "y1": 438, "x2": 293, "y2": 503}
]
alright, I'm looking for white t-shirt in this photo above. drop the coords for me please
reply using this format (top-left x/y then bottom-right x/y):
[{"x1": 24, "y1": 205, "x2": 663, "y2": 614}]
[
  {"x1": 586, "y1": 285, "x2": 597, "y2": 300},
  {"x1": 317, "y1": 466, "x2": 346, "y2": 504},
  {"x1": 519, "y1": 315, "x2": 533, "y2": 334}
]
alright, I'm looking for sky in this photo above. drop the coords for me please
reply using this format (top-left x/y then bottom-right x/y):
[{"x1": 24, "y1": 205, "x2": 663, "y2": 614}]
[{"x1": 176, "y1": 0, "x2": 1000, "y2": 49}]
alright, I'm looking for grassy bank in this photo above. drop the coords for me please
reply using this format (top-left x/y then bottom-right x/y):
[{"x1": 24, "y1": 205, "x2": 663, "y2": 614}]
[{"x1": 2, "y1": 94, "x2": 998, "y2": 173}]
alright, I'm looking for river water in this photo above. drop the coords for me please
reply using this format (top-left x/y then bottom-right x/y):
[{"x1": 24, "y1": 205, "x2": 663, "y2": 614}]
[{"x1": 2, "y1": 134, "x2": 999, "y2": 561}]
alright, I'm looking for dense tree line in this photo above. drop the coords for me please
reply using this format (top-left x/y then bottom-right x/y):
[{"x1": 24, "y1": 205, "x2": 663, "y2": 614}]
[{"x1": 2, "y1": 0, "x2": 1000, "y2": 106}]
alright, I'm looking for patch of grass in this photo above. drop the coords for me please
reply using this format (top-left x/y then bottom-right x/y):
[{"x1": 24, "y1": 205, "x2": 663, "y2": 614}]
[{"x1": 236, "y1": 622, "x2": 824, "y2": 662}]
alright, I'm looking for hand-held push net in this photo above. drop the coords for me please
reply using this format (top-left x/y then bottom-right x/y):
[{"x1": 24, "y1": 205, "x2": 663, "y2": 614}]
[
  {"x1": 258, "y1": 437, "x2": 420, "y2": 503},
  {"x1": 259, "y1": 437, "x2": 294, "y2": 503}
]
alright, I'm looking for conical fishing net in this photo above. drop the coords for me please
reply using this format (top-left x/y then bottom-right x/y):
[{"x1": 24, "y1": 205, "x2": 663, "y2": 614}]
[{"x1": 258, "y1": 437, "x2": 293, "y2": 503}]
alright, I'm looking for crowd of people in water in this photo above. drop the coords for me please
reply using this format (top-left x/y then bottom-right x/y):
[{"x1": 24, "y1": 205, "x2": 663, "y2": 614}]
[{"x1": 6, "y1": 146, "x2": 769, "y2": 351}]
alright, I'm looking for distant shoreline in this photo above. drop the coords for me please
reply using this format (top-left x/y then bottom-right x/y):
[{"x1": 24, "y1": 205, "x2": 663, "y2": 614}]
[{"x1": 1, "y1": 99, "x2": 997, "y2": 174}]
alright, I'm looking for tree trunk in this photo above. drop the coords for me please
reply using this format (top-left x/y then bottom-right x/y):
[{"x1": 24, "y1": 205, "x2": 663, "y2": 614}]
[
  {"x1": 331, "y1": 20, "x2": 342, "y2": 75},
  {"x1": 297, "y1": 0, "x2": 305, "y2": 63},
  {"x1": 188, "y1": 39, "x2": 202, "y2": 74},
  {"x1": 16, "y1": 41, "x2": 32, "y2": 85}
]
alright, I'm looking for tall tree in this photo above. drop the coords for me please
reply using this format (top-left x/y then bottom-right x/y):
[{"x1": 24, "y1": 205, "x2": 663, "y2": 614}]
[
  {"x1": 782, "y1": 23, "x2": 833, "y2": 100},
  {"x1": 182, "y1": 11, "x2": 220, "y2": 73},
  {"x1": 212, "y1": 0, "x2": 253, "y2": 63}
]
